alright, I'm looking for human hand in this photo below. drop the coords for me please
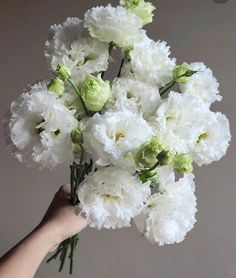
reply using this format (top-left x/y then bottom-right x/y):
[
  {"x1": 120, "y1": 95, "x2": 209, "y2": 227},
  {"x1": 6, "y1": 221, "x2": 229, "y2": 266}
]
[{"x1": 38, "y1": 185, "x2": 87, "y2": 251}]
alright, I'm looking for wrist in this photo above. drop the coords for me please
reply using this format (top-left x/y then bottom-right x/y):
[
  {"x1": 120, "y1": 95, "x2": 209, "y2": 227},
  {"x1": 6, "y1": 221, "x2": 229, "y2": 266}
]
[{"x1": 35, "y1": 223, "x2": 62, "y2": 252}]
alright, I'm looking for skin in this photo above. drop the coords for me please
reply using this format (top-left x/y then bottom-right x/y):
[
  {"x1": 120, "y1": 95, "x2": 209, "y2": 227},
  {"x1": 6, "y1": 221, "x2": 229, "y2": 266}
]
[{"x1": 0, "y1": 185, "x2": 87, "y2": 278}]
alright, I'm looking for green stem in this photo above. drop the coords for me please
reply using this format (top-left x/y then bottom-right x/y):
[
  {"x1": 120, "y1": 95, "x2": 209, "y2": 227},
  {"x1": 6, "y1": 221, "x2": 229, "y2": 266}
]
[
  {"x1": 160, "y1": 70, "x2": 198, "y2": 96},
  {"x1": 59, "y1": 245, "x2": 69, "y2": 272},
  {"x1": 69, "y1": 236, "x2": 76, "y2": 274},
  {"x1": 117, "y1": 59, "x2": 124, "y2": 78},
  {"x1": 67, "y1": 79, "x2": 89, "y2": 116},
  {"x1": 79, "y1": 144, "x2": 84, "y2": 166},
  {"x1": 140, "y1": 151, "x2": 167, "y2": 174},
  {"x1": 46, "y1": 243, "x2": 65, "y2": 263},
  {"x1": 142, "y1": 160, "x2": 160, "y2": 174},
  {"x1": 71, "y1": 163, "x2": 79, "y2": 206},
  {"x1": 160, "y1": 80, "x2": 176, "y2": 96}
]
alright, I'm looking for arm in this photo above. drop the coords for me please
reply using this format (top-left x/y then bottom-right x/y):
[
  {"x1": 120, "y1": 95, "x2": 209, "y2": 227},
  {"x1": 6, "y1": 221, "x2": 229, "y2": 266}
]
[{"x1": 0, "y1": 185, "x2": 87, "y2": 278}]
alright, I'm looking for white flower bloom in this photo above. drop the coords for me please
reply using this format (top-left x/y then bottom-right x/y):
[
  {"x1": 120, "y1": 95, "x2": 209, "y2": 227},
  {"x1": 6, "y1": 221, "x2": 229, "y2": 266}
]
[
  {"x1": 30, "y1": 80, "x2": 48, "y2": 91},
  {"x1": 122, "y1": 34, "x2": 176, "y2": 87},
  {"x1": 45, "y1": 17, "x2": 109, "y2": 84},
  {"x1": 134, "y1": 174, "x2": 197, "y2": 245},
  {"x1": 78, "y1": 167, "x2": 151, "y2": 229},
  {"x1": 180, "y1": 62, "x2": 222, "y2": 106},
  {"x1": 6, "y1": 82, "x2": 77, "y2": 169},
  {"x1": 156, "y1": 165, "x2": 175, "y2": 191},
  {"x1": 150, "y1": 91, "x2": 208, "y2": 154},
  {"x1": 110, "y1": 78, "x2": 161, "y2": 119},
  {"x1": 84, "y1": 5, "x2": 143, "y2": 48},
  {"x1": 83, "y1": 110, "x2": 153, "y2": 169},
  {"x1": 193, "y1": 111, "x2": 231, "y2": 166}
]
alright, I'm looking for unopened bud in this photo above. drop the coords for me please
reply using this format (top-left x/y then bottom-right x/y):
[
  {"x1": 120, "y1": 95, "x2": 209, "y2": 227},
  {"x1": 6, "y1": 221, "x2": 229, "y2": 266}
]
[
  {"x1": 173, "y1": 63, "x2": 196, "y2": 84},
  {"x1": 56, "y1": 64, "x2": 71, "y2": 81},
  {"x1": 120, "y1": 0, "x2": 156, "y2": 26},
  {"x1": 47, "y1": 77, "x2": 65, "y2": 97},
  {"x1": 135, "y1": 138, "x2": 165, "y2": 168},
  {"x1": 172, "y1": 154, "x2": 193, "y2": 173},
  {"x1": 157, "y1": 149, "x2": 175, "y2": 166},
  {"x1": 71, "y1": 124, "x2": 83, "y2": 144},
  {"x1": 79, "y1": 74, "x2": 111, "y2": 112}
]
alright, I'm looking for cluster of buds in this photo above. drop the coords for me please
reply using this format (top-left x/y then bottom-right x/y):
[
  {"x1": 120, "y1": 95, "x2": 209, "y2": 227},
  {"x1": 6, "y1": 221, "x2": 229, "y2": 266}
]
[
  {"x1": 48, "y1": 65, "x2": 111, "y2": 113},
  {"x1": 135, "y1": 137, "x2": 174, "y2": 169},
  {"x1": 47, "y1": 65, "x2": 71, "y2": 97},
  {"x1": 136, "y1": 137, "x2": 193, "y2": 185}
]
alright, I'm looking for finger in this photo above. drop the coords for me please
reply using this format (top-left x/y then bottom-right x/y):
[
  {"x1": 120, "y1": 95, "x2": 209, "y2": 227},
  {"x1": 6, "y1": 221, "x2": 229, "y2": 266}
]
[
  {"x1": 55, "y1": 185, "x2": 71, "y2": 202},
  {"x1": 57, "y1": 184, "x2": 71, "y2": 195},
  {"x1": 61, "y1": 184, "x2": 71, "y2": 194}
]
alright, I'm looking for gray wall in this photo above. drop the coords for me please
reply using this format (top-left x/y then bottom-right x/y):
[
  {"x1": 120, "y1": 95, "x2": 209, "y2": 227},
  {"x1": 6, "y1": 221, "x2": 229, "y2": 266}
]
[{"x1": 0, "y1": 0, "x2": 236, "y2": 277}]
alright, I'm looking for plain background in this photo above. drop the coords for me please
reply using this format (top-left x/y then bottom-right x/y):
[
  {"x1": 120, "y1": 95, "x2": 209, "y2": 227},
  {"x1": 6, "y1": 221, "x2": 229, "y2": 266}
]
[{"x1": 0, "y1": 0, "x2": 236, "y2": 277}]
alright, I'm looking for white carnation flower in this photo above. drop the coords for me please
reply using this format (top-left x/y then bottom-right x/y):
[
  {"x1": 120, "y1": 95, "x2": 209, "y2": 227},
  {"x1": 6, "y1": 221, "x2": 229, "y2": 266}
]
[
  {"x1": 78, "y1": 167, "x2": 151, "y2": 229},
  {"x1": 156, "y1": 165, "x2": 175, "y2": 190},
  {"x1": 150, "y1": 91, "x2": 208, "y2": 154},
  {"x1": 6, "y1": 82, "x2": 77, "y2": 169},
  {"x1": 122, "y1": 34, "x2": 176, "y2": 87},
  {"x1": 45, "y1": 17, "x2": 109, "y2": 84},
  {"x1": 134, "y1": 173, "x2": 197, "y2": 245},
  {"x1": 193, "y1": 111, "x2": 231, "y2": 166},
  {"x1": 110, "y1": 78, "x2": 161, "y2": 119},
  {"x1": 180, "y1": 62, "x2": 222, "y2": 106},
  {"x1": 83, "y1": 110, "x2": 153, "y2": 169},
  {"x1": 84, "y1": 5, "x2": 143, "y2": 48}
]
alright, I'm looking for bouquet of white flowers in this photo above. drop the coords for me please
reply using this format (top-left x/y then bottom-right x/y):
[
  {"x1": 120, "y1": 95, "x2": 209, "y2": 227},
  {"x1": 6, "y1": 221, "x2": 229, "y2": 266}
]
[{"x1": 4, "y1": 0, "x2": 231, "y2": 274}]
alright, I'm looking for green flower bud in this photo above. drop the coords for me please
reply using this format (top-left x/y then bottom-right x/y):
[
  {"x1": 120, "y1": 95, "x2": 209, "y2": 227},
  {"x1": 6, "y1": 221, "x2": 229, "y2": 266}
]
[
  {"x1": 56, "y1": 64, "x2": 71, "y2": 81},
  {"x1": 120, "y1": 0, "x2": 156, "y2": 26},
  {"x1": 173, "y1": 63, "x2": 197, "y2": 84},
  {"x1": 71, "y1": 124, "x2": 83, "y2": 144},
  {"x1": 47, "y1": 77, "x2": 65, "y2": 97},
  {"x1": 73, "y1": 144, "x2": 82, "y2": 156},
  {"x1": 138, "y1": 170, "x2": 158, "y2": 187},
  {"x1": 79, "y1": 74, "x2": 111, "y2": 112},
  {"x1": 157, "y1": 149, "x2": 175, "y2": 166},
  {"x1": 172, "y1": 154, "x2": 193, "y2": 174},
  {"x1": 135, "y1": 138, "x2": 166, "y2": 168},
  {"x1": 173, "y1": 63, "x2": 191, "y2": 84}
]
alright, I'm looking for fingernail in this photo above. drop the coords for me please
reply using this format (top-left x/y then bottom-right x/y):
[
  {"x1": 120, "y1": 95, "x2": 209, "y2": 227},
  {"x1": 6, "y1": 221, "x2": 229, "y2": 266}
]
[{"x1": 81, "y1": 211, "x2": 87, "y2": 219}]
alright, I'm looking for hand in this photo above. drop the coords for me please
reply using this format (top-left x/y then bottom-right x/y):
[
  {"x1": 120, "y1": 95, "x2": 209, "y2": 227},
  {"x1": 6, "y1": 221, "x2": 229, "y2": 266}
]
[{"x1": 38, "y1": 185, "x2": 87, "y2": 251}]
